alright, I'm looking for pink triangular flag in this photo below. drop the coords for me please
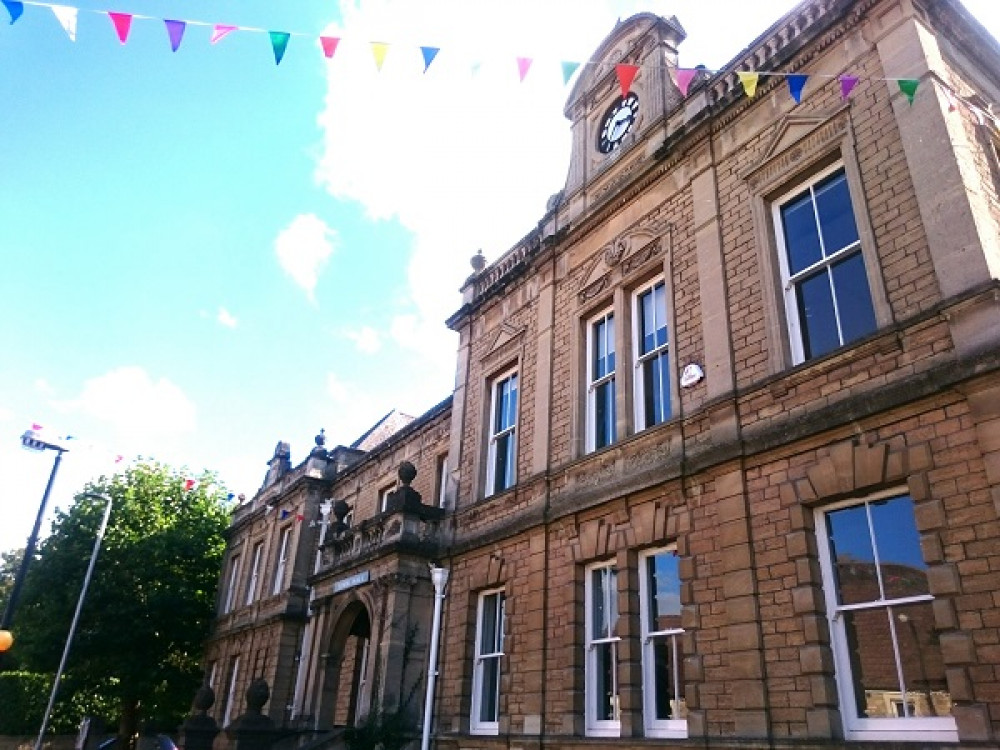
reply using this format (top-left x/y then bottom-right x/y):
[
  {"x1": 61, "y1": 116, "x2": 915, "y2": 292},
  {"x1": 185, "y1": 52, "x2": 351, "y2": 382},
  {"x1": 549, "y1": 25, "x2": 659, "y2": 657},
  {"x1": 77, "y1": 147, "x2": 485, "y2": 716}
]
[
  {"x1": 164, "y1": 19, "x2": 185, "y2": 52},
  {"x1": 320, "y1": 36, "x2": 340, "y2": 59},
  {"x1": 31, "y1": 422, "x2": 43, "y2": 431},
  {"x1": 839, "y1": 75, "x2": 859, "y2": 100},
  {"x1": 50, "y1": 5, "x2": 77, "y2": 41},
  {"x1": 616, "y1": 64, "x2": 639, "y2": 97},
  {"x1": 108, "y1": 11, "x2": 132, "y2": 44},
  {"x1": 211, "y1": 25, "x2": 237, "y2": 44},
  {"x1": 516, "y1": 56, "x2": 532, "y2": 83},
  {"x1": 675, "y1": 68, "x2": 697, "y2": 97}
]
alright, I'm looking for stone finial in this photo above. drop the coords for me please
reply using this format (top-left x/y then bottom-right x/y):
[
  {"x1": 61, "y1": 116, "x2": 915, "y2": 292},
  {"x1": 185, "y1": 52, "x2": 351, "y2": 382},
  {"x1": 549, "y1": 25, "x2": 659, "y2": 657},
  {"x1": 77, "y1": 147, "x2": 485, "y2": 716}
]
[
  {"x1": 309, "y1": 428, "x2": 329, "y2": 460},
  {"x1": 398, "y1": 460, "x2": 417, "y2": 485},
  {"x1": 192, "y1": 684, "x2": 215, "y2": 713},
  {"x1": 245, "y1": 679, "x2": 269, "y2": 713},
  {"x1": 315, "y1": 429, "x2": 326, "y2": 447},
  {"x1": 470, "y1": 249, "x2": 486, "y2": 273},
  {"x1": 180, "y1": 684, "x2": 218, "y2": 750},
  {"x1": 332, "y1": 499, "x2": 351, "y2": 534}
]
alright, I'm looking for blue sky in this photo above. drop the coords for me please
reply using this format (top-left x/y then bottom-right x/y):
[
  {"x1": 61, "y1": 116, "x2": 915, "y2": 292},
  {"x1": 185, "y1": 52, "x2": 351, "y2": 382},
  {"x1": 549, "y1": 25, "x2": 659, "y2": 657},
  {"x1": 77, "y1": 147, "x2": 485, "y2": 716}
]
[{"x1": 2, "y1": 0, "x2": 998, "y2": 552}]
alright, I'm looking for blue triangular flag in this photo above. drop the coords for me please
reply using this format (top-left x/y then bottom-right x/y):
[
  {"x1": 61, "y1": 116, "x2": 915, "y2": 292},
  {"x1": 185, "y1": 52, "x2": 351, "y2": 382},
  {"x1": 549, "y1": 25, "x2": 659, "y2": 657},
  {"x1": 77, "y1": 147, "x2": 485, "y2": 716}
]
[
  {"x1": 420, "y1": 46, "x2": 440, "y2": 73},
  {"x1": 2, "y1": 0, "x2": 23, "y2": 24},
  {"x1": 280, "y1": 509, "x2": 290, "y2": 520},
  {"x1": 787, "y1": 74, "x2": 808, "y2": 104}
]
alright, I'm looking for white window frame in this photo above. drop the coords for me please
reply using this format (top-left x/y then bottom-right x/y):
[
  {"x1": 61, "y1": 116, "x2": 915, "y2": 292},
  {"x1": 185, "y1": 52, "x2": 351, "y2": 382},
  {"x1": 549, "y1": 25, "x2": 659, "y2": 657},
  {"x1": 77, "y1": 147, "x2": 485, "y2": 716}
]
[
  {"x1": 632, "y1": 279, "x2": 671, "y2": 431},
  {"x1": 815, "y1": 490, "x2": 957, "y2": 742},
  {"x1": 586, "y1": 308, "x2": 616, "y2": 453},
  {"x1": 222, "y1": 655, "x2": 240, "y2": 727},
  {"x1": 245, "y1": 542, "x2": 263, "y2": 606},
  {"x1": 638, "y1": 547, "x2": 687, "y2": 738},
  {"x1": 471, "y1": 588, "x2": 505, "y2": 735},
  {"x1": 436, "y1": 454, "x2": 449, "y2": 508},
  {"x1": 379, "y1": 484, "x2": 395, "y2": 513},
  {"x1": 223, "y1": 553, "x2": 240, "y2": 614},
  {"x1": 271, "y1": 526, "x2": 291, "y2": 596},
  {"x1": 773, "y1": 162, "x2": 877, "y2": 364},
  {"x1": 585, "y1": 560, "x2": 620, "y2": 737},
  {"x1": 485, "y1": 369, "x2": 518, "y2": 497}
]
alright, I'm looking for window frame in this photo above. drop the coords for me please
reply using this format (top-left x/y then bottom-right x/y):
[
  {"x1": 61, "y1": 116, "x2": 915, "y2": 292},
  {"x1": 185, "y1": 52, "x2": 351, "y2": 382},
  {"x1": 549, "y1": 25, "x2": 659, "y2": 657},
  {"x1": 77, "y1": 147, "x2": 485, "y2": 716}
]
[
  {"x1": 223, "y1": 553, "x2": 241, "y2": 614},
  {"x1": 632, "y1": 278, "x2": 672, "y2": 431},
  {"x1": 221, "y1": 655, "x2": 240, "y2": 727},
  {"x1": 436, "y1": 454, "x2": 449, "y2": 508},
  {"x1": 470, "y1": 588, "x2": 506, "y2": 735},
  {"x1": 379, "y1": 484, "x2": 395, "y2": 513},
  {"x1": 485, "y1": 368, "x2": 519, "y2": 497},
  {"x1": 586, "y1": 308, "x2": 617, "y2": 453},
  {"x1": 815, "y1": 490, "x2": 957, "y2": 742},
  {"x1": 585, "y1": 560, "x2": 621, "y2": 737},
  {"x1": 271, "y1": 526, "x2": 292, "y2": 596},
  {"x1": 772, "y1": 162, "x2": 877, "y2": 364},
  {"x1": 245, "y1": 542, "x2": 263, "y2": 606},
  {"x1": 638, "y1": 546, "x2": 687, "y2": 738}
]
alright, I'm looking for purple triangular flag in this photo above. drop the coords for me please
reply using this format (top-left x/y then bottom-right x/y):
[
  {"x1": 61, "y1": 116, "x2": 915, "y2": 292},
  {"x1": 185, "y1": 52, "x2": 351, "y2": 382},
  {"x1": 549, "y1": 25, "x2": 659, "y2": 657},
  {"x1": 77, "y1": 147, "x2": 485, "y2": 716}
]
[
  {"x1": 164, "y1": 20, "x2": 186, "y2": 52},
  {"x1": 839, "y1": 75, "x2": 859, "y2": 100}
]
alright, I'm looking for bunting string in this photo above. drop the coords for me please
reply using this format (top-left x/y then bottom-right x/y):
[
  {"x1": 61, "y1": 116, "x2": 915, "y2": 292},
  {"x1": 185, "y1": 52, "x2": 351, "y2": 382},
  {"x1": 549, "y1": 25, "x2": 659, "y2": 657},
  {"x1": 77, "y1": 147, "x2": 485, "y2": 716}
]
[{"x1": 2, "y1": 0, "x2": 997, "y2": 125}]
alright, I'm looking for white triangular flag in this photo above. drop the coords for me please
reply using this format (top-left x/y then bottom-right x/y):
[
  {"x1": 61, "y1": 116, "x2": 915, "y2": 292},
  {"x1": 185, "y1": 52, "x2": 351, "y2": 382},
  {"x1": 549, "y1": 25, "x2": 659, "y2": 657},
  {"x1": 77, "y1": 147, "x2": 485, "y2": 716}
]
[{"x1": 50, "y1": 5, "x2": 78, "y2": 41}]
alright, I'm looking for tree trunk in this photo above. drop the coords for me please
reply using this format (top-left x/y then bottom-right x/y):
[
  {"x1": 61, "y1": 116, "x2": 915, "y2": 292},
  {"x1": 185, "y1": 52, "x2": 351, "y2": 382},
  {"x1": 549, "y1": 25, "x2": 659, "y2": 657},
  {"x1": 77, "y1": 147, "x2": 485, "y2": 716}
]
[{"x1": 118, "y1": 697, "x2": 140, "y2": 750}]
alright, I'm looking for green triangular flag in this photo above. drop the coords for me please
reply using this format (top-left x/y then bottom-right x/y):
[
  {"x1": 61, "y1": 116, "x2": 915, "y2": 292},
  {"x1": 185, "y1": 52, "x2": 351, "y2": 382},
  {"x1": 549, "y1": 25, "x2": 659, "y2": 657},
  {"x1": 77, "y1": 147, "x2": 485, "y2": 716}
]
[
  {"x1": 270, "y1": 31, "x2": 290, "y2": 66},
  {"x1": 561, "y1": 61, "x2": 580, "y2": 85},
  {"x1": 898, "y1": 78, "x2": 919, "y2": 105}
]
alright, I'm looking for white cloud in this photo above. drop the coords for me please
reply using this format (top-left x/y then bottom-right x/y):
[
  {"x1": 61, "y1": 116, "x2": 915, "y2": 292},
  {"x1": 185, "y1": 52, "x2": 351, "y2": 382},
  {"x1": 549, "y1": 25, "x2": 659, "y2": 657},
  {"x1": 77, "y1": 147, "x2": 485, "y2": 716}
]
[
  {"x1": 56, "y1": 366, "x2": 197, "y2": 440},
  {"x1": 275, "y1": 213, "x2": 337, "y2": 302},
  {"x1": 345, "y1": 325, "x2": 382, "y2": 354},
  {"x1": 217, "y1": 306, "x2": 238, "y2": 329}
]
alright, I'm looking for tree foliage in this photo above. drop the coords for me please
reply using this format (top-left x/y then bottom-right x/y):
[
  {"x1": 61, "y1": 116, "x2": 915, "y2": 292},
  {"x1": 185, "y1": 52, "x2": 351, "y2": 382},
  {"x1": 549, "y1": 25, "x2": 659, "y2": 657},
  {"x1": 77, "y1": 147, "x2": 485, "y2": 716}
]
[
  {"x1": 1, "y1": 546, "x2": 25, "y2": 617},
  {"x1": 14, "y1": 462, "x2": 231, "y2": 737}
]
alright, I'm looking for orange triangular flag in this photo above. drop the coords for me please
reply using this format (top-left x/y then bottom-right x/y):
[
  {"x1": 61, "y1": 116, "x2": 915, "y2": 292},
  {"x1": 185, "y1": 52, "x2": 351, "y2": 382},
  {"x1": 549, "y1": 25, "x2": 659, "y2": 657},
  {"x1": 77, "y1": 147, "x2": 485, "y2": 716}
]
[
  {"x1": 371, "y1": 42, "x2": 389, "y2": 71},
  {"x1": 738, "y1": 71, "x2": 760, "y2": 98},
  {"x1": 616, "y1": 64, "x2": 639, "y2": 97}
]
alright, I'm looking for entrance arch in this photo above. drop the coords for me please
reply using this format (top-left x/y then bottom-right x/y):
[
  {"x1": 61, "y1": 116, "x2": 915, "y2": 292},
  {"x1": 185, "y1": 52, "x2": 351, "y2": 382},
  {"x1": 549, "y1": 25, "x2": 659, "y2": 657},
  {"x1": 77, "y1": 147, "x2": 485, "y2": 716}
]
[{"x1": 318, "y1": 599, "x2": 373, "y2": 729}]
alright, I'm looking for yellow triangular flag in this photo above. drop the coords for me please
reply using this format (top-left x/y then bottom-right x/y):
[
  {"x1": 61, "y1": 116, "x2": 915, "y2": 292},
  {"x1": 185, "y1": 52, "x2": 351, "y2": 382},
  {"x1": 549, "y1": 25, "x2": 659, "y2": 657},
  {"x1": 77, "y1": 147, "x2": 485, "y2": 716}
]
[
  {"x1": 738, "y1": 71, "x2": 760, "y2": 98},
  {"x1": 371, "y1": 42, "x2": 389, "y2": 72}
]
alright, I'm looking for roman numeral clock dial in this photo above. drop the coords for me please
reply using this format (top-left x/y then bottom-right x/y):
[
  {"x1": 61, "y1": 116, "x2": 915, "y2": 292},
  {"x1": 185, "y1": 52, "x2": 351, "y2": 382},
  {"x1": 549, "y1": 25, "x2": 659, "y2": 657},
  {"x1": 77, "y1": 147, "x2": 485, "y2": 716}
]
[{"x1": 597, "y1": 92, "x2": 639, "y2": 154}]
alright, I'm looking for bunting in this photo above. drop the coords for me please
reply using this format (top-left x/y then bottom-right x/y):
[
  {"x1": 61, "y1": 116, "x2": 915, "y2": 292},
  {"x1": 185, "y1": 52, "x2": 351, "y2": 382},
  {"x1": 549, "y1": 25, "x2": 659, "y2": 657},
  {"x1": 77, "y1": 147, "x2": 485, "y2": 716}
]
[
  {"x1": 211, "y1": 24, "x2": 236, "y2": 45},
  {"x1": 615, "y1": 63, "x2": 639, "y2": 97},
  {"x1": 420, "y1": 45, "x2": 439, "y2": 73},
  {"x1": 50, "y1": 3, "x2": 75, "y2": 40},
  {"x1": 371, "y1": 41, "x2": 388, "y2": 71},
  {"x1": 787, "y1": 73, "x2": 808, "y2": 104},
  {"x1": 2, "y1": 0, "x2": 22, "y2": 24},
  {"x1": 269, "y1": 31, "x2": 289, "y2": 65},
  {"x1": 737, "y1": 71, "x2": 759, "y2": 98},
  {"x1": 561, "y1": 61, "x2": 580, "y2": 85},
  {"x1": 674, "y1": 68, "x2": 697, "y2": 97},
  {"x1": 898, "y1": 78, "x2": 919, "y2": 105},
  {"x1": 164, "y1": 19, "x2": 185, "y2": 52},
  {"x1": 108, "y1": 11, "x2": 130, "y2": 43},
  {"x1": 516, "y1": 56, "x2": 532, "y2": 83},
  {"x1": 319, "y1": 35, "x2": 340, "y2": 59},
  {"x1": 0, "y1": 0, "x2": 995, "y2": 123}
]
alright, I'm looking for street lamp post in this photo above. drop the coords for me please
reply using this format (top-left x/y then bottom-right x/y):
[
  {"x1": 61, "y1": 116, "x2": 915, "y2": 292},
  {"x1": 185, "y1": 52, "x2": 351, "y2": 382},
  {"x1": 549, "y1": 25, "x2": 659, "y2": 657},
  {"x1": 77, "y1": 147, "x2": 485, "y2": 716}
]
[
  {"x1": 34, "y1": 492, "x2": 113, "y2": 750},
  {"x1": 0, "y1": 431, "x2": 68, "y2": 655}
]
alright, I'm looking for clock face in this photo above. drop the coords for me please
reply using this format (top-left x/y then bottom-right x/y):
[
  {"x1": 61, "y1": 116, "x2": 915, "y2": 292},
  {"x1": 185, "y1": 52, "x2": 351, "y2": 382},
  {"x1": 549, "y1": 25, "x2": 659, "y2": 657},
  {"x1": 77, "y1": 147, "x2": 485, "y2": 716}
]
[{"x1": 597, "y1": 93, "x2": 639, "y2": 154}]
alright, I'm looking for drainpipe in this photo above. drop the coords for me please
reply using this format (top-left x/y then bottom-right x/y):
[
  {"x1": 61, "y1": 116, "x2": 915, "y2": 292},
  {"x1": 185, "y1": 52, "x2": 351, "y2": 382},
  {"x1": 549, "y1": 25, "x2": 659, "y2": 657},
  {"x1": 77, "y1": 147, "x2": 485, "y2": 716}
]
[{"x1": 421, "y1": 564, "x2": 449, "y2": 750}]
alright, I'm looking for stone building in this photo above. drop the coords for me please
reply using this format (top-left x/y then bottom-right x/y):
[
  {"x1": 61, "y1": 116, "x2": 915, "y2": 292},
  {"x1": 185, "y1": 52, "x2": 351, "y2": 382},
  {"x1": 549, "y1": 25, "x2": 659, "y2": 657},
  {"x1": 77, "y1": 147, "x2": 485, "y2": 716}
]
[{"x1": 203, "y1": 0, "x2": 1000, "y2": 747}]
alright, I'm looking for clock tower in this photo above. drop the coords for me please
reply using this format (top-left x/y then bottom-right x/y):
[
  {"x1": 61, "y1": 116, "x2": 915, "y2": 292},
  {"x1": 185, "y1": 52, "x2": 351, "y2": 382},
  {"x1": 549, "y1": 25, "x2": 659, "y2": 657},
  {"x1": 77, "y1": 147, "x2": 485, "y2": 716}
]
[{"x1": 561, "y1": 13, "x2": 686, "y2": 203}]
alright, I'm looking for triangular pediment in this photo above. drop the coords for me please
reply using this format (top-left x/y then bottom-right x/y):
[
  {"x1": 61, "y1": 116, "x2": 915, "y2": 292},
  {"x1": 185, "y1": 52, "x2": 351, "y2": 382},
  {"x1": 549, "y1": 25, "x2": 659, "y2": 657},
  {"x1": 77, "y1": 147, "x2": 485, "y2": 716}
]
[
  {"x1": 760, "y1": 114, "x2": 831, "y2": 164},
  {"x1": 486, "y1": 321, "x2": 525, "y2": 357}
]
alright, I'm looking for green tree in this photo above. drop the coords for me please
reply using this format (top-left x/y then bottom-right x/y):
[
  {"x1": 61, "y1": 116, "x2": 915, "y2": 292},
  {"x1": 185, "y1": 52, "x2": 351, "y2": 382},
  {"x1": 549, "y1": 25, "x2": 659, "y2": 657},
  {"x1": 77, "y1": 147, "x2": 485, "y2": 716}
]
[
  {"x1": 1, "y1": 547, "x2": 25, "y2": 616},
  {"x1": 15, "y1": 462, "x2": 231, "y2": 741}
]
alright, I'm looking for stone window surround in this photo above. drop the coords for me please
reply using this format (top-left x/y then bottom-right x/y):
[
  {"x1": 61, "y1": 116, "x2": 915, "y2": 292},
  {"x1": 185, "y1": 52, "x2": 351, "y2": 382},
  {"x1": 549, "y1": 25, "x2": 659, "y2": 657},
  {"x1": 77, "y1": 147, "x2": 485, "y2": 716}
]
[
  {"x1": 585, "y1": 305, "x2": 617, "y2": 453},
  {"x1": 470, "y1": 587, "x2": 506, "y2": 736},
  {"x1": 745, "y1": 108, "x2": 892, "y2": 375},
  {"x1": 585, "y1": 558, "x2": 622, "y2": 737},
  {"x1": 573, "y1": 248, "x2": 677, "y2": 460},
  {"x1": 483, "y1": 364, "x2": 520, "y2": 499}
]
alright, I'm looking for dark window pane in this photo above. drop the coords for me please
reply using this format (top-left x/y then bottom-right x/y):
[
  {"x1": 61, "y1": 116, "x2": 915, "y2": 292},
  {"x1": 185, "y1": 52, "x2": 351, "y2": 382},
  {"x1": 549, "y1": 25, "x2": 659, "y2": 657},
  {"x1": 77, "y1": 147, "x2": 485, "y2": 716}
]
[
  {"x1": 831, "y1": 252, "x2": 877, "y2": 345},
  {"x1": 595, "y1": 380, "x2": 616, "y2": 448},
  {"x1": 797, "y1": 270, "x2": 839, "y2": 359},
  {"x1": 479, "y1": 656, "x2": 501, "y2": 722},
  {"x1": 842, "y1": 608, "x2": 897, "y2": 717},
  {"x1": 895, "y1": 601, "x2": 950, "y2": 717},
  {"x1": 494, "y1": 433, "x2": 512, "y2": 492},
  {"x1": 596, "y1": 642, "x2": 617, "y2": 720},
  {"x1": 643, "y1": 353, "x2": 671, "y2": 427},
  {"x1": 814, "y1": 171, "x2": 860, "y2": 254},
  {"x1": 480, "y1": 594, "x2": 498, "y2": 652},
  {"x1": 651, "y1": 637, "x2": 674, "y2": 720},
  {"x1": 781, "y1": 191, "x2": 823, "y2": 274}
]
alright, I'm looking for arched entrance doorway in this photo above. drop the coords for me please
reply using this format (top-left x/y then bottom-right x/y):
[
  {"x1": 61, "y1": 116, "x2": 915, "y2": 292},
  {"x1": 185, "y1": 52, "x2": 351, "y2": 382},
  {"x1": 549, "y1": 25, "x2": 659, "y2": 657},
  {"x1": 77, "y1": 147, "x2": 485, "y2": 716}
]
[{"x1": 319, "y1": 600, "x2": 372, "y2": 729}]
